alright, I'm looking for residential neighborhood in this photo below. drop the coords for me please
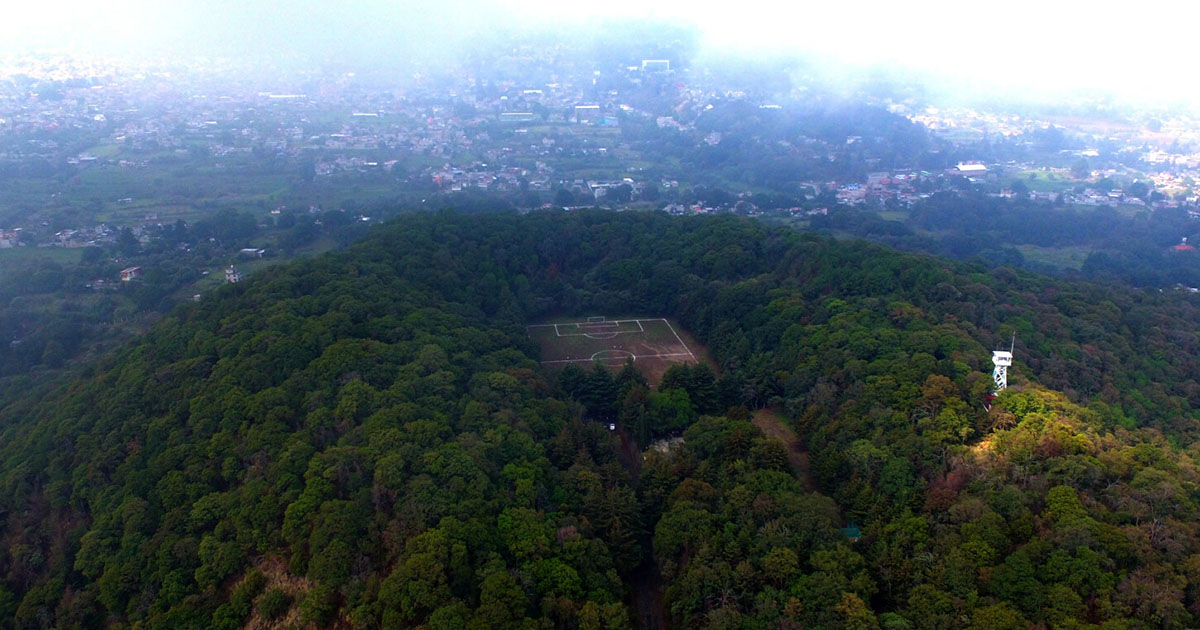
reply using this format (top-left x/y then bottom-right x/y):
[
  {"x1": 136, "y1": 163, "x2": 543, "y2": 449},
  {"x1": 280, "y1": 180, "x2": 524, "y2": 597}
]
[{"x1": 0, "y1": 38, "x2": 1199, "y2": 308}]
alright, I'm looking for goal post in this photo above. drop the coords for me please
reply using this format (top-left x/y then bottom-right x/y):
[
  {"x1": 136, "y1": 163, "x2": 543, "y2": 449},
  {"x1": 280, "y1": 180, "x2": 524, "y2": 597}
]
[{"x1": 586, "y1": 316, "x2": 606, "y2": 323}]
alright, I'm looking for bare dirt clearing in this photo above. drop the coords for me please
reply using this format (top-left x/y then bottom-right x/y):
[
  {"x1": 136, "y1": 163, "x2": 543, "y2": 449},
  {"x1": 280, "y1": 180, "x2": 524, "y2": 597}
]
[{"x1": 528, "y1": 317, "x2": 701, "y2": 386}]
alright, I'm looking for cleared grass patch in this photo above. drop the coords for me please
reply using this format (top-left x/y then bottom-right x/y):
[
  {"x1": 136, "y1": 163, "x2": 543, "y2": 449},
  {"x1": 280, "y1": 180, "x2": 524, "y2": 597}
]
[
  {"x1": 1017, "y1": 244, "x2": 1091, "y2": 271},
  {"x1": 0, "y1": 246, "x2": 83, "y2": 264},
  {"x1": 1014, "y1": 170, "x2": 1077, "y2": 193}
]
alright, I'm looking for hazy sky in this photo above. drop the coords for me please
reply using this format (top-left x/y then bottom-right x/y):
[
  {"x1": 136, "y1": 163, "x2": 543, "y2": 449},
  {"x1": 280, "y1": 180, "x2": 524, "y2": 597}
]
[{"x1": 3, "y1": 0, "x2": 1197, "y2": 103}]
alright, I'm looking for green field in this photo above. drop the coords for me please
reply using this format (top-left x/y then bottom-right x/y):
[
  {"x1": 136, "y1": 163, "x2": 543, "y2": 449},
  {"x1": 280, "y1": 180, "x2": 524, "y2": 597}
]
[
  {"x1": 0, "y1": 246, "x2": 83, "y2": 265},
  {"x1": 84, "y1": 144, "x2": 122, "y2": 158},
  {"x1": 1014, "y1": 170, "x2": 1077, "y2": 193},
  {"x1": 1017, "y1": 244, "x2": 1091, "y2": 271}
]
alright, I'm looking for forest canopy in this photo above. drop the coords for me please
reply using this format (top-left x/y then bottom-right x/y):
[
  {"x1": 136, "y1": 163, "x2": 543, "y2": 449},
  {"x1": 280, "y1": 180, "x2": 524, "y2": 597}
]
[{"x1": 3, "y1": 209, "x2": 1200, "y2": 629}]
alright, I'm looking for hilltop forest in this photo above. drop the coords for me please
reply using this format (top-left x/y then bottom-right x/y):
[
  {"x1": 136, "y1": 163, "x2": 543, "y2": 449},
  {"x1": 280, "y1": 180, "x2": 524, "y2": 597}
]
[{"x1": 4, "y1": 210, "x2": 1200, "y2": 629}]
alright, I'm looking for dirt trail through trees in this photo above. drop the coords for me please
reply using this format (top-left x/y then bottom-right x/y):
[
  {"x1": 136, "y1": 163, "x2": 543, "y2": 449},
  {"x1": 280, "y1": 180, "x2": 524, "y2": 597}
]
[
  {"x1": 615, "y1": 425, "x2": 667, "y2": 629},
  {"x1": 752, "y1": 408, "x2": 817, "y2": 492}
]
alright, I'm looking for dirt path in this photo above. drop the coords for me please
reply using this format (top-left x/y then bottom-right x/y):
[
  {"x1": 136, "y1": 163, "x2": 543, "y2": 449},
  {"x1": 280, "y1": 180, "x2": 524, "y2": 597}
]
[
  {"x1": 612, "y1": 423, "x2": 667, "y2": 629},
  {"x1": 631, "y1": 560, "x2": 668, "y2": 630},
  {"x1": 615, "y1": 424, "x2": 643, "y2": 482},
  {"x1": 752, "y1": 408, "x2": 817, "y2": 492}
]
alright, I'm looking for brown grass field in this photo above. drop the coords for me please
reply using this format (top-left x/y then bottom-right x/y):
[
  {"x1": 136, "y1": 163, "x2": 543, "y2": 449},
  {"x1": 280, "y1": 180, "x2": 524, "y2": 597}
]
[{"x1": 527, "y1": 317, "x2": 699, "y2": 384}]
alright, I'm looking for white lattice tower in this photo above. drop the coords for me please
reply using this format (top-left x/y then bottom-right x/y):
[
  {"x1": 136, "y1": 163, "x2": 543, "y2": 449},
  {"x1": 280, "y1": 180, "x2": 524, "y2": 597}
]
[{"x1": 992, "y1": 350, "x2": 1013, "y2": 392}]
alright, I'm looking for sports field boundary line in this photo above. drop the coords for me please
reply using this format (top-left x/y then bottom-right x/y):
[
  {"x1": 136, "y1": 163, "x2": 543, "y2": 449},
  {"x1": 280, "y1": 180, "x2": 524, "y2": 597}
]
[
  {"x1": 527, "y1": 318, "x2": 649, "y2": 338},
  {"x1": 551, "y1": 326, "x2": 643, "y2": 338},
  {"x1": 660, "y1": 318, "x2": 696, "y2": 360},
  {"x1": 539, "y1": 351, "x2": 696, "y2": 365},
  {"x1": 526, "y1": 318, "x2": 653, "y2": 330}
]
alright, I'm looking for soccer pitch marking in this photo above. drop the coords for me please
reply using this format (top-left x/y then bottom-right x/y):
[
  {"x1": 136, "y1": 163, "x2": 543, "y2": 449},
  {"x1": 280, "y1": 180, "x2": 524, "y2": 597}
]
[
  {"x1": 529, "y1": 318, "x2": 697, "y2": 364},
  {"x1": 539, "y1": 352, "x2": 696, "y2": 365},
  {"x1": 526, "y1": 318, "x2": 646, "y2": 340},
  {"x1": 660, "y1": 318, "x2": 697, "y2": 361}
]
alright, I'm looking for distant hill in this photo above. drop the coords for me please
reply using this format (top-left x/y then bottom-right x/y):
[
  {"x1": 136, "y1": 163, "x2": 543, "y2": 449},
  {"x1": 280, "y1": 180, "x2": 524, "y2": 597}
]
[
  {"x1": 810, "y1": 191, "x2": 1200, "y2": 289},
  {"x1": 3, "y1": 209, "x2": 1200, "y2": 628}
]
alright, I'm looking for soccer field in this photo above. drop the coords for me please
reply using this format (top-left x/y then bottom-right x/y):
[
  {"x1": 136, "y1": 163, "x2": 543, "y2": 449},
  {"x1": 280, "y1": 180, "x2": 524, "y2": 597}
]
[{"x1": 527, "y1": 317, "x2": 698, "y2": 382}]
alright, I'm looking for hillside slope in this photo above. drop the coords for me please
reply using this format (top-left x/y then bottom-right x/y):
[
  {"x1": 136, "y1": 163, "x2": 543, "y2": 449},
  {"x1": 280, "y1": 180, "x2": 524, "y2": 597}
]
[{"x1": 2, "y1": 210, "x2": 1200, "y2": 629}]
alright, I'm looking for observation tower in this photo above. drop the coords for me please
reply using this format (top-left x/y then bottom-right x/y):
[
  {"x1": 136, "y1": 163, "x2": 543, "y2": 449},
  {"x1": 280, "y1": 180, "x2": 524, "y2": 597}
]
[
  {"x1": 992, "y1": 350, "x2": 1013, "y2": 392},
  {"x1": 992, "y1": 333, "x2": 1016, "y2": 393}
]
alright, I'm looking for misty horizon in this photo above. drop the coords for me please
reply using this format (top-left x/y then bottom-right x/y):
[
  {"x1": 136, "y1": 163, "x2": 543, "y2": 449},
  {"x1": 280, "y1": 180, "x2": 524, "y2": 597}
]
[{"x1": 2, "y1": 0, "x2": 1199, "y2": 106}]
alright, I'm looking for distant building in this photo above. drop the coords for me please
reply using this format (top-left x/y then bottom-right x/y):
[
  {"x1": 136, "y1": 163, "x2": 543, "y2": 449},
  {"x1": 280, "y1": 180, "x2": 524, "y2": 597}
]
[
  {"x1": 120, "y1": 266, "x2": 142, "y2": 282},
  {"x1": 641, "y1": 59, "x2": 670, "y2": 72},
  {"x1": 238, "y1": 248, "x2": 266, "y2": 259},
  {"x1": 866, "y1": 172, "x2": 890, "y2": 187},
  {"x1": 499, "y1": 112, "x2": 536, "y2": 123},
  {"x1": 955, "y1": 163, "x2": 988, "y2": 175},
  {"x1": 225, "y1": 265, "x2": 242, "y2": 283},
  {"x1": 574, "y1": 104, "x2": 601, "y2": 123}
]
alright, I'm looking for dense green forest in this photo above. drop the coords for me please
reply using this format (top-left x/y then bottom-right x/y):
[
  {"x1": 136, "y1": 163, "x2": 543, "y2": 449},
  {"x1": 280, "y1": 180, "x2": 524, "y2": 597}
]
[{"x1": 4, "y1": 209, "x2": 1200, "y2": 628}]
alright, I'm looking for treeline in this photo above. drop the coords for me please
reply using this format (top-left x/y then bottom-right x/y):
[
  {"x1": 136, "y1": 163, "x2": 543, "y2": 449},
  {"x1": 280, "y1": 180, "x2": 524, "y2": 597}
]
[
  {"x1": 4, "y1": 210, "x2": 1200, "y2": 628},
  {"x1": 813, "y1": 192, "x2": 1200, "y2": 287}
]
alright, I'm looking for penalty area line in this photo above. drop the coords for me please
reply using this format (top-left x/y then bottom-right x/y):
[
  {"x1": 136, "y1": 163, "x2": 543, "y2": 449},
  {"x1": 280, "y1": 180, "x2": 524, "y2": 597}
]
[
  {"x1": 539, "y1": 352, "x2": 696, "y2": 365},
  {"x1": 527, "y1": 318, "x2": 646, "y2": 329}
]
